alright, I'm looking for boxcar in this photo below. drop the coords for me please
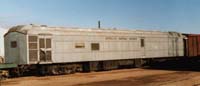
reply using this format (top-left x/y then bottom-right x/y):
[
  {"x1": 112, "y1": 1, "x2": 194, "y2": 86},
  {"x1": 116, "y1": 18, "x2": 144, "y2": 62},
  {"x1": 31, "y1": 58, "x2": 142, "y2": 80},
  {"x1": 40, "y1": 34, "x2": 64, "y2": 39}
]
[
  {"x1": 184, "y1": 34, "x2": 200, "y2": 57},
  {"x1": 4, "y1": 24, "x2": 185, "y2": 74}
]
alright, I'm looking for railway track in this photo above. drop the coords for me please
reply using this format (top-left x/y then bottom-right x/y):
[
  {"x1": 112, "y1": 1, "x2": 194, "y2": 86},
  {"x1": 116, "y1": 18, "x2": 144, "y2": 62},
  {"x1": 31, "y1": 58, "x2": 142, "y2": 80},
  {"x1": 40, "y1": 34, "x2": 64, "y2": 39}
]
[{"x1": 2, "y1": 68, "x2": 200, "y2": 86}]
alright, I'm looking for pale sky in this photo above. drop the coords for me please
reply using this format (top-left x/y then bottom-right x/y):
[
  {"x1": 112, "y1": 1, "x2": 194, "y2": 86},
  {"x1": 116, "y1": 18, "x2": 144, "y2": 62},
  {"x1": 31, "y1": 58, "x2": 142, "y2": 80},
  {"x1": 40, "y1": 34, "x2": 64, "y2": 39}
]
[
  {"x1": 1, "y1": 0, "x2": 200, "y2": 56},
  {"x1": 0, "y1": 27, "x2": 7, "y2": 56},
  {"x1": 1, "y1": 0, "x2": 200, "y2": 33}
]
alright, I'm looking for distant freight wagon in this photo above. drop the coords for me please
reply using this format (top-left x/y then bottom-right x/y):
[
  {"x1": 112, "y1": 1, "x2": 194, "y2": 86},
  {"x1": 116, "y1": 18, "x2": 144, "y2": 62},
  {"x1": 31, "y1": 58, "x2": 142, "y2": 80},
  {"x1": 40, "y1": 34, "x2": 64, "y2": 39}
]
[
  {"x1": 2, "y1": 24, "x2": 199, "y2": 76},
  {"x1": 184, "y1": 34, "x2": 200, "y2": 57}
]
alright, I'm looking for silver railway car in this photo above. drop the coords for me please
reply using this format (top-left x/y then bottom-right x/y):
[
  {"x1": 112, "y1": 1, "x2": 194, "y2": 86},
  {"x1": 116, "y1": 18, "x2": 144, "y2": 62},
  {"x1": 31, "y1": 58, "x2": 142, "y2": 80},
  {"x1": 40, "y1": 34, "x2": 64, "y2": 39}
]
[{"x1": 4, "y1": 24, "x2": 185, "y2": 75}]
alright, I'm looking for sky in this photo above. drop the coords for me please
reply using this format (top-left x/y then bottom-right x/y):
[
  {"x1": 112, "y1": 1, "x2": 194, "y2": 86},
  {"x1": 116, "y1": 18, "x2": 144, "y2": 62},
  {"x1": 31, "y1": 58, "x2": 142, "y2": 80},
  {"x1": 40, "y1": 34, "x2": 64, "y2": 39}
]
[
  {"x1": 0, "y1": 27, "x2": 7, "y2": 56},
  {"x1": 1, "y1": 0, "x2": 200, "y2": 55}
]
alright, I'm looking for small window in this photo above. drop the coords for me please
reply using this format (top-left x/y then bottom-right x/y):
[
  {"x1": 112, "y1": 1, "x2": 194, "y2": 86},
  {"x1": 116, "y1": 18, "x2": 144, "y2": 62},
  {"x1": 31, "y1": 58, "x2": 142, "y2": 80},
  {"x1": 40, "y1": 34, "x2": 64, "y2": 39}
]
[
  {"x1": 141, "y1": 39, "x2": 145, "y2": 47},
  {"x1": 91, "y1": 43, "x2": 100, "y2": 50},
  {"x1": 11, "y1": 41, "x2": 17, "y2": 48},
  {"x1": 75, "y1": 43, "x2": 85, "y2": 48}
]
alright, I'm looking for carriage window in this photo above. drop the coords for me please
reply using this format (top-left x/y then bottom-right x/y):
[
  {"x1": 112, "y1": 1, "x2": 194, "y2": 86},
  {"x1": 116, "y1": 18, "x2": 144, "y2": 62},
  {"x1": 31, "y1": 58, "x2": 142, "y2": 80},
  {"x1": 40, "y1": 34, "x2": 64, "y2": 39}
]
[
  {"x1": 75, "y1": 43, "x2": 85, "y2": 48},
  {"x1": 29, "y1": 36, "x2": 38, "y2": 42},
  {"x1": 39, "y1": 39, "x2": 45, "y2": 48},
  {"x1": 29, "y1": 43, "x2": 37, "y2": 49},
  {"x1": 11, "y1": 41, "x2": 17, "y2": 48},
  {"x1": 29, "y1": 50, "x2": 38, "y2": 61},
  {"x1": 91, "y1": 43, "x2": 99, "y2": 50},
  {"x1": 46, "y1": 39, "x2": 51, "y2": 48},
  {"x1": 141, "y1": 39, "x2": 145, "y2": 47}
]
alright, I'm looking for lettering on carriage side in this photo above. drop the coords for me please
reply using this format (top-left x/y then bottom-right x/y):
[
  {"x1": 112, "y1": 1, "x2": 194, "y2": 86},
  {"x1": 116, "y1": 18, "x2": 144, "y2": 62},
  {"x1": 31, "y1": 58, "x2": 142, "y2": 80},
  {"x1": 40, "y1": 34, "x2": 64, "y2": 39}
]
[
  {"x1": 75, "y1": 43, "x2": 85, "y2": 48},
  {"x1": 129, "y1": 37, "x2": 137, "y2": 40},
  {"x1": 105, "y1": 37, "x2": 117, "y2": 40},
  {"x1": 119, "y1": 37, "x2": 127, "y2": 40}
]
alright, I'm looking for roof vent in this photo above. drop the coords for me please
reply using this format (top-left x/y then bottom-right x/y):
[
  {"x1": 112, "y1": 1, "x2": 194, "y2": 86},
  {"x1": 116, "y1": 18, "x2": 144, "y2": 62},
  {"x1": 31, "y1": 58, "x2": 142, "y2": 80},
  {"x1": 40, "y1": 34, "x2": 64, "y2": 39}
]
[
  {"x1": 30, "y1": 24, "x2": 39, "y2": 27},
  {"x1": 30, "y1": 24, "x2": 35, "y2": 26},
  {"x1": 98, "y1": 20, "x2": 101, "y2": 29}
]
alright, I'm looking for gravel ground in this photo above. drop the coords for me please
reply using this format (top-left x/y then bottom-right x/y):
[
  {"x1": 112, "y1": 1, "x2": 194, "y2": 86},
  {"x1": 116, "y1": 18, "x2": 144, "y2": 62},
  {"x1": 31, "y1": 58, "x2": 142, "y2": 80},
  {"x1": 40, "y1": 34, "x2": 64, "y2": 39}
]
[{"x1": 2, "y1": 68, "x2": 200, "y2": 86}]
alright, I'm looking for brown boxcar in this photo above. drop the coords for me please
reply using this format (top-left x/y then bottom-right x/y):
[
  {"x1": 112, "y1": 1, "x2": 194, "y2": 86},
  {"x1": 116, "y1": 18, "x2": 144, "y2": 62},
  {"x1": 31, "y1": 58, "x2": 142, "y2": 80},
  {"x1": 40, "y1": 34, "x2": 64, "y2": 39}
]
[{"x1": 184, "y1": 34, "x2": 200, "y2": 57}]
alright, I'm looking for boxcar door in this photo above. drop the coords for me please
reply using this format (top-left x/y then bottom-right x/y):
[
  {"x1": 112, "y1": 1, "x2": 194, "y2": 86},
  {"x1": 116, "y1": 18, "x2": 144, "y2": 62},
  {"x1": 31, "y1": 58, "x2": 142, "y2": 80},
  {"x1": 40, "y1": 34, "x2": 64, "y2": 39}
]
[{"x1": 39, "y1": 36, "x2": 52, "y2": 63}]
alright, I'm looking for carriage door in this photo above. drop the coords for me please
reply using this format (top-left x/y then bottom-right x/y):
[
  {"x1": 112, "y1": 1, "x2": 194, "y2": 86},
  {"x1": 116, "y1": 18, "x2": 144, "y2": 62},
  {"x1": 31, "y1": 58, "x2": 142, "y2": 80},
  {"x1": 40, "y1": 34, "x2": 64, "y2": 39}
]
[
  {"x1": 175, "y1": 37, "x2": 179, "y2": 56},
  {"x1": 39, "y1": 36, "x2": 52, "y2": 62},
  {"x1": 140, "y1": 38, "x2": 145, "y2": 57}
]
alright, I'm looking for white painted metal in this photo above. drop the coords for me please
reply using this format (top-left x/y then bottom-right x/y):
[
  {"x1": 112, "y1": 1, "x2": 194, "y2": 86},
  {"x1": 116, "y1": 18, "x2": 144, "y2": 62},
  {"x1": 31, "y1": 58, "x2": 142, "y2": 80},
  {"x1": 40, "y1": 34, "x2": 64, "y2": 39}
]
[{"x1": 4, "y1": 25, "x2": 185, "y2": 64}]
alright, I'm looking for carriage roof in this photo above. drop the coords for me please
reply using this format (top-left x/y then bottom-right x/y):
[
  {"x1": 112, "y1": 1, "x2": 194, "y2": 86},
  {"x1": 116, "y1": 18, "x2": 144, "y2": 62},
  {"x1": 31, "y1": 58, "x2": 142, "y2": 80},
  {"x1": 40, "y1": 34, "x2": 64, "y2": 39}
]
[{"x1": 4, "y1": 24, "x2": 181, "y2": 37}]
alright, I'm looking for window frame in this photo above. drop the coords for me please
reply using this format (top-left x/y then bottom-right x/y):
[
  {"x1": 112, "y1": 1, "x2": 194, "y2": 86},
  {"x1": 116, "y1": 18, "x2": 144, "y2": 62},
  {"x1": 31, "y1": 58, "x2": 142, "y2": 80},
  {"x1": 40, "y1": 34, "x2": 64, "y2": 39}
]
[
  {"x1": 11, "y1": 41, "x2": 17, "y2": 48},
  {"x1": 91, "y1": 43, "x2": 100, "y2": 51},
  {"x1": 141, "y1": 38, "x2": 145, "y2": 47}
]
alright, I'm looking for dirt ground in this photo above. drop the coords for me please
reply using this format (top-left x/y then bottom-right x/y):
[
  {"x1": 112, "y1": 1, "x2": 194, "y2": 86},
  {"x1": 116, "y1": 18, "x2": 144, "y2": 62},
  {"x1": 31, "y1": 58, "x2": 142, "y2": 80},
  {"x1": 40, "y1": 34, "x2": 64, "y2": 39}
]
[{"x1": 2, "y1": 68, "x2": 200, "y2": 86}]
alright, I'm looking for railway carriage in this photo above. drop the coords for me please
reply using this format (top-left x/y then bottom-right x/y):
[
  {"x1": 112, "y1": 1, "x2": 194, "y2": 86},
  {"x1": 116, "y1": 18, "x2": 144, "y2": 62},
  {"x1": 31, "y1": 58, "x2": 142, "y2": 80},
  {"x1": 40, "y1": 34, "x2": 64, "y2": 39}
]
[{"x1": 4, "y1": 24, "x2": 185, "y2": 75}]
